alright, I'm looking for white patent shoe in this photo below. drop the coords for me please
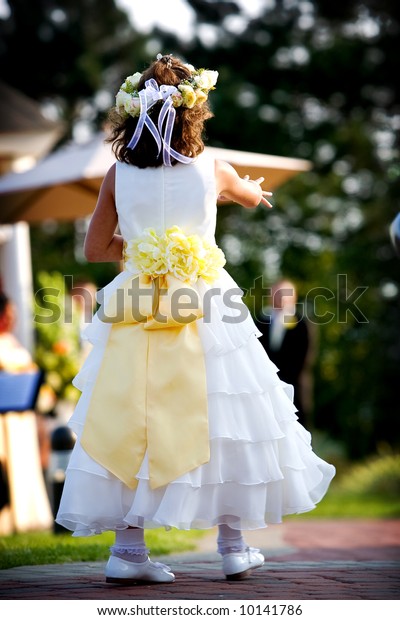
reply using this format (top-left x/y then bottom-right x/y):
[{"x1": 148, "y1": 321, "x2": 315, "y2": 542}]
[
  {"x1": 105, "y1": 555, "x2": 175, "y2": 584},
  {"x1": 222, "y1": 547, "x2": 265, "y2": 580}
]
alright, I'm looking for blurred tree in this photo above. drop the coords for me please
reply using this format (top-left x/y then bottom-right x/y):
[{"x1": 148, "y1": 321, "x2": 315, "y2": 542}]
[
  {"x1": 1, "y1": 0, "x2": 399, "y2": 458},
  {"x1": 0, "y1": 0, "x2": 149, "y2": 139}
]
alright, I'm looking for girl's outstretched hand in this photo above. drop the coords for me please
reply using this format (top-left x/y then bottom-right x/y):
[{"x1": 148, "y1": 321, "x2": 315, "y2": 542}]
[
  {"x1": 243, "y1": 175, "x2": 273, "y2": 209},
  {"x1": 215, "y1": 160, "x2": 273, "y2": 209}
]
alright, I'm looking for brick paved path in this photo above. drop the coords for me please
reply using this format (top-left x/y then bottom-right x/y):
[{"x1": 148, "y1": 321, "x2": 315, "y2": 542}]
[{"x1": 1, "y1": 519, "x2": 399, "y2": 600}]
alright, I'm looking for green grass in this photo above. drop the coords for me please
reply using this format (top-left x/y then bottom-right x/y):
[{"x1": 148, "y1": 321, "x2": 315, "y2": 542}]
[
  {"x1": 288, "y1": 451, "x2": 400, "y2": 520},
  {"x1": 287, "y1": 486, "x2": 400, "y2": 520},
  {"x1": 0, "y1": 528, "x2": 205, "y2": 570}
]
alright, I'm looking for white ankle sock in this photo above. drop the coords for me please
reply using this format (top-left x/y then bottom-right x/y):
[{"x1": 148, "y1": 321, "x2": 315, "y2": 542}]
[
  {"x1": 111, "y1": 528, "x2": 149, "y2": 563},
  {"x1": 217, "y1": 523, "x2": 246, "y2": 556}
]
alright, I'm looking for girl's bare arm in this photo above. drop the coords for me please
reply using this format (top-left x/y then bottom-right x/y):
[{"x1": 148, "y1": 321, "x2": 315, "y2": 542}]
[{"x1": 84, "y1": 164, "x2": 124, "y2": 262}]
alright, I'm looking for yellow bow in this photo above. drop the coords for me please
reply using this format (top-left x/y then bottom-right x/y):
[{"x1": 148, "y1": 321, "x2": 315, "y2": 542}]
[{"x1": 81, "y1": 273, "x2": 209, "y2": 490}]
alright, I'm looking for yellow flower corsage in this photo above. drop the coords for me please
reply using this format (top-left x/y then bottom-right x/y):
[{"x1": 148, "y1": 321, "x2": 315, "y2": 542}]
[{"x1": 123, "y1": 226, "x2": 226, "y2": 284}]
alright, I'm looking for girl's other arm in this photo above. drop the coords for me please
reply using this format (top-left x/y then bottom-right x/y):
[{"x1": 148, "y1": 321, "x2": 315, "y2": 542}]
[
  {"x1": 84, "y1": 164, "x2": 124, "y2": 262},
  {"x1": 215, "y1": 159, "x2": 273, "y2": 209}
]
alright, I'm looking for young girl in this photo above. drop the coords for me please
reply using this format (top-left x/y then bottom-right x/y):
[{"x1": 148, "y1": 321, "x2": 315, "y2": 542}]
[{"x1": 56, "y1": 54, "x2": 335, "y2": 584}]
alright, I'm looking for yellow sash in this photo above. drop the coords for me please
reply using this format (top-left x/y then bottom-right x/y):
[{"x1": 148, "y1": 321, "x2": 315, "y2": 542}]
[{"x1": 80, "y1": 273, "x2": 209, "y2": 490}]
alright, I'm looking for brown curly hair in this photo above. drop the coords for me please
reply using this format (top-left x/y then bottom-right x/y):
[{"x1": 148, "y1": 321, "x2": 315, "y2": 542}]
[{"x1": 106, "y1": 55, "x2": 214, "y2": 168}]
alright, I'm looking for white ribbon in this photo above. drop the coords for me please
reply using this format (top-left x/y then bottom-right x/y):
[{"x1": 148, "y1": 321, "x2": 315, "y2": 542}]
[{"x1": 127, "y1": 79, "x2": 193, "y2": 166}]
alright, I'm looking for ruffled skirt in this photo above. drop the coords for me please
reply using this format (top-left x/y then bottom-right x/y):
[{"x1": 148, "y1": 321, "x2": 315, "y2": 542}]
[{"x1": 56, "y1": 269, "x2": 335, "y2": 536}]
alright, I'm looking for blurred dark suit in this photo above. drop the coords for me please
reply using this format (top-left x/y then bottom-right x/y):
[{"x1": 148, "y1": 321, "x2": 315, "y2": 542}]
[{"x1": 256, "y1": 309, "x2": 310, "y2": 426}]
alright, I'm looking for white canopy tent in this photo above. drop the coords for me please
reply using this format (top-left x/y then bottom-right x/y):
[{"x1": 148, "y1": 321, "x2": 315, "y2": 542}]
[
  {"x1": 0, "y1": 132, "x2": 311, "y2": 224},
  {"x1": 0, "y1": 80, "x2": 64, "y2": 176}
]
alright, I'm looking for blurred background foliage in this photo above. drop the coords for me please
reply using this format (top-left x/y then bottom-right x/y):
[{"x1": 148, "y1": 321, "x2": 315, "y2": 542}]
[
  {"x1": 33, "y1": 270, "x2": 82, "y2": 402},
  {"x1": 1, "y1": 0, "x2": 399, "y2": 462}
]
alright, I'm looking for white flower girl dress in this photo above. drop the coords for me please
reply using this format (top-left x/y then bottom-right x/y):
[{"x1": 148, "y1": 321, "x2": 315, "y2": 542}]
[{"x1": 56, "y1": 151, "x2": 335, "y2": 537}]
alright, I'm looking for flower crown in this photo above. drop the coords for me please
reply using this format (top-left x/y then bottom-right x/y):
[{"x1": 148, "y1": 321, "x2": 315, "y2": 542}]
[{"x1": 115, "y1": 54, "x2": 218, "y2": 119}]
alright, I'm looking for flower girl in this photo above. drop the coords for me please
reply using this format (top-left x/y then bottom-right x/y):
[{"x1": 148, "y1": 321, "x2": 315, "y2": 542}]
[{"x1": 56, "y1": 53, "x2": 335, "y2": 584}]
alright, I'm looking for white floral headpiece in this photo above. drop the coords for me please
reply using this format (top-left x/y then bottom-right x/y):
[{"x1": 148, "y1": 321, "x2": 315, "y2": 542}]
[
  {"x1": 115, "y1": 54, "x2": 218, "y2": 119},
  {"x1": 114, "y1": 54, "x2": 218, "y2": 167}
]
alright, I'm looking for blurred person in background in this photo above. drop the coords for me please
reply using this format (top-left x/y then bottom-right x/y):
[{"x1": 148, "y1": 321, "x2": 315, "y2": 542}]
[
  {"x1": 0, "y1": 291, "x2": 52, "y2": 534},
  {"x1": 0, "y1": 292, "x2": 36, "y2": 372},
  {"x1": 256, "y1": 279, "x2": 312, "y2": 427}
]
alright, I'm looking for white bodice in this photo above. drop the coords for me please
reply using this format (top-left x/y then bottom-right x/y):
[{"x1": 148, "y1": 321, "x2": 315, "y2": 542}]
[{"x1": 115, "y1": 152, "x2": 218, "y2": 242}]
